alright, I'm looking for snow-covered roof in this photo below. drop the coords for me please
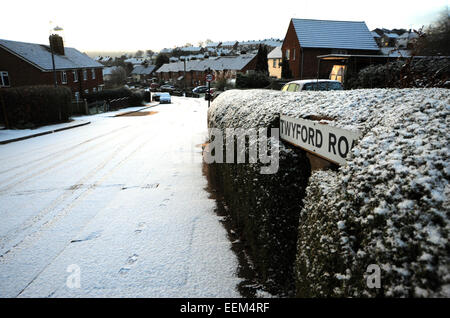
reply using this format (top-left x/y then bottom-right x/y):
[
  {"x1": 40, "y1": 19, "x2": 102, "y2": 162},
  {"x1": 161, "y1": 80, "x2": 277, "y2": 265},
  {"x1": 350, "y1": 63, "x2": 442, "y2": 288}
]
[
  {"x1": 399, "y1": 31, "x2": 419, "y2": 39},
  {"x1": 206, "y1": 42, "x2": 221, "y2": 48},
  {"x1": 131, "y1": 64, "x2": 156, "y2": 75},
  {"x1": 124, "y1": 57, "x2": 148, "y2": 65},
  {"x1": 381, "y1": 47, "x2": 411, "y2": 57},
  {"x1": 371, "y1": 31, "x2": 381, "y2": 38},
  {"x1": 268, "y1": 46, "x2": 282, "y2": 59},
  {"x1": 291, "y1": 18, "x2": 379, "y2": 51},
  {"x1": 383, "y1": 32, "x2": 400, "y2": 38},
  {"x1": 221, "y1": 41, "x2": 238, "y2": 47},
  {"x1": 102, "y1": 66, "x2": 121, "y2": 76},
  {"x1": 156, "y1": 54, "x2": 256, "y2": 73},
  {"x1": 180, "y1": 46, "x2": 202, "y2": 52},
  {"x1": 0, "y1": 38, "x2": 103, "y2": 71}
]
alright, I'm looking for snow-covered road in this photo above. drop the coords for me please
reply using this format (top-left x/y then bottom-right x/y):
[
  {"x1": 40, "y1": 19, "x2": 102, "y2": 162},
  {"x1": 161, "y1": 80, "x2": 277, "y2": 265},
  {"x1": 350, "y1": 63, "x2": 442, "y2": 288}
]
[{"x1": 0, "y1": 97, "x2": 241, "y2": 297}]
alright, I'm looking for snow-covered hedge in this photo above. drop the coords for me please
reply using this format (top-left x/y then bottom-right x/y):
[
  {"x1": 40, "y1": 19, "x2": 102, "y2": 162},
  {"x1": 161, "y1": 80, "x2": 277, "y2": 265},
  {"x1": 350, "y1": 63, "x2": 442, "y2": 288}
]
[{"x1": 208, "y1": 88, "x2": 449, "y2": 297}]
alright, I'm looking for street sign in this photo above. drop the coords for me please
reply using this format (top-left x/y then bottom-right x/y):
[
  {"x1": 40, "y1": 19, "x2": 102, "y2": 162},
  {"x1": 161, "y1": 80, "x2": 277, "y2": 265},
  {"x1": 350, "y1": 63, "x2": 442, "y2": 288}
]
[
  {"x1": 280, "y1": 115, "x2": 361, "y2": 165},
  {"x1": 205, "y1": 74, "x2": 214, "y2": 82}
]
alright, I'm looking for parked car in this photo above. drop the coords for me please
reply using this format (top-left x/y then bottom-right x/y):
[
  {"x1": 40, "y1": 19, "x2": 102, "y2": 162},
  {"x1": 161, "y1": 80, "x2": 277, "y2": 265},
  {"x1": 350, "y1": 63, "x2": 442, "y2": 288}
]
[
  {"x1": 152, "y1": 92, "x2": 161, "y2": 102},
  {"x1": 150, "y1": 83, "x2": 160, "y2": 91},
  {"x1": 160, "y1": 84, "x2": 176, "y2": 92},
  {"x1": 281, "y1": 79, "x2": 343, "y2": 92},
  {"x1": 159, "y1": 92, "x2": 171, "y2": 104},
  {"x1": 192, "y1": 86, "x2": 208, "y2": 94},
  {"x1": 204, "y1": 88, "x2": 216, "y2": 100},
  {"x1": 205, "y1": 90, "x2": 222, "y2": 102}
]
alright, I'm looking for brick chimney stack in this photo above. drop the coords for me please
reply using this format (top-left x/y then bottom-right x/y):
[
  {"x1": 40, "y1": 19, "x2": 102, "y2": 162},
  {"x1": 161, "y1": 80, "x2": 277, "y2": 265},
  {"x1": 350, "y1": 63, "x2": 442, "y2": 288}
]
[{"x1": 49, "y1": 34, "x2": 65, "y2": 55}]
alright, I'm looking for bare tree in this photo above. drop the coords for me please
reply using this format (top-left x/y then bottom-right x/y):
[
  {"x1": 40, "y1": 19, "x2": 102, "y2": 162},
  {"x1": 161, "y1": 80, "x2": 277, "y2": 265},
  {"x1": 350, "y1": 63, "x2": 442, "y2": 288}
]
[{"x1": 108, "y1": 66, "x2": 127, "y2": 87}]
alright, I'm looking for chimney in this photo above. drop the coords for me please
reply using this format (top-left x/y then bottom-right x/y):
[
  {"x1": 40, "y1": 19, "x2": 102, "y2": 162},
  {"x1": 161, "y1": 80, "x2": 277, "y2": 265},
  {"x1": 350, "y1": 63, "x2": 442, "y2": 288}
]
[{"x1": 49, "y1": 34, "x2": 65, "y2": 55}]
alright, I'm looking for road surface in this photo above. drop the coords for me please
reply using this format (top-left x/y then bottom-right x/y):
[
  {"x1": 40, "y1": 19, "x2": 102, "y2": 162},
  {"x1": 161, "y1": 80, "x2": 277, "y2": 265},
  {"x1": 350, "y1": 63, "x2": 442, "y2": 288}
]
[{"x1": 0, "y1": 97, "x2": 241, "y2": 297}]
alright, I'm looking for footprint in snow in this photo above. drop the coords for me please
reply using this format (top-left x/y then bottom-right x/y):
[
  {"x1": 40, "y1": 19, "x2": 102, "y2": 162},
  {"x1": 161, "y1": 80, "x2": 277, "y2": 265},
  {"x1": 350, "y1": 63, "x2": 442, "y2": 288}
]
[{"x1": 119, "y1": 254, "x2": 139, "y2": 275}]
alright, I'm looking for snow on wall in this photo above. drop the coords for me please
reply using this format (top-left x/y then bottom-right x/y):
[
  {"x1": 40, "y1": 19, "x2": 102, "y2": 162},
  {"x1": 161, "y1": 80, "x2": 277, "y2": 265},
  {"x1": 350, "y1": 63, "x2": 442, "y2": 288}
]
[{"x1": 209, "y1": 88, "x2": 449, "y2": 297}]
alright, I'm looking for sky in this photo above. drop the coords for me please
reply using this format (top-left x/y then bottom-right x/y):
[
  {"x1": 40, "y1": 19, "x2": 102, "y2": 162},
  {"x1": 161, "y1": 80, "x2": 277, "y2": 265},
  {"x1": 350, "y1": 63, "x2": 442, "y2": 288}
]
[{"x1": 0, "y1": 0, "x2": 448, "y2": 53}]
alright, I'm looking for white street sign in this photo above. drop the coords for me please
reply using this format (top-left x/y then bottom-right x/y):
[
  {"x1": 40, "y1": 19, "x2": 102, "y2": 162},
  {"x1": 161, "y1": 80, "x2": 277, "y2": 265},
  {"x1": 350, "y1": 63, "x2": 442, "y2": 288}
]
[{"x1": 280, "y1": 115, "x2": 362, "y2": 165}]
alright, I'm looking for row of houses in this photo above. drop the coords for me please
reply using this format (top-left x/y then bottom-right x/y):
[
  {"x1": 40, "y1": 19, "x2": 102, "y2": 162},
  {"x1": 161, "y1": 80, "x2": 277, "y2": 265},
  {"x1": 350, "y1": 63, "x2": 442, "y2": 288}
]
[
  {"x1": 1, "y1": 18, "x2": 418, "y2": 95},
  {"x1": 156, "y1": 55, "x2": 258, "y2": 86}
]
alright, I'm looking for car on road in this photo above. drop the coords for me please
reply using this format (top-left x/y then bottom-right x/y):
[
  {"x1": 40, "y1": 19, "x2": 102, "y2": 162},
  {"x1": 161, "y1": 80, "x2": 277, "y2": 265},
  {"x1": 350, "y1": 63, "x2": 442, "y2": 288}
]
[
  {"x1": 150, "y1": 83, "x2": 160, "y2": 91},
  {"x1": 204, "y1": 88, "x2": 217, "y2": 101},
  {"x1": 159, "y1": 92, "x2": 171, "y2": 104},
  {"x1": 152, "y1": 92, "x2": 161, "y2": 102},
  {"x1": 192, "y1": 86, "x2": 208, "y2": 94},
  {"x1": 209, "y1": 90, "x2": 223, "y2": 102},
  {"x1": 160, "y1": 84, "x2": 176, "y2": 92},
  {"x1": 281, "y1": 79, "x2": 343, "y2": 92}
]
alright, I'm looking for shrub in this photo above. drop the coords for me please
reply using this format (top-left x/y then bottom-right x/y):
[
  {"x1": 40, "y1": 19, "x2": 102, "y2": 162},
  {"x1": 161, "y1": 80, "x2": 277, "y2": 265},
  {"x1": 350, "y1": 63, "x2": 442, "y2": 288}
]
[
  {"x1": 346, "y1": 57, "x2": 450, "y2": 89},
  {"x1": 84, "y1": 86, "x2": 145, "y2": 107},
  {"x1": 236, "y1": 72, "x2": 271, "y2": 89},
  {"x1": 0, "y1": 85, "x2": 71, "y2": 128}
]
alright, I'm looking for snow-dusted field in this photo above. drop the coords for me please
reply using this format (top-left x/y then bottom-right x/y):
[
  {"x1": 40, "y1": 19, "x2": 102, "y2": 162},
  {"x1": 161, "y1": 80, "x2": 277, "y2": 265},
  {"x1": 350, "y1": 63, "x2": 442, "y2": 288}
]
[{"x1": 0, "y1": 97, "x2": 241, "y2": 298}]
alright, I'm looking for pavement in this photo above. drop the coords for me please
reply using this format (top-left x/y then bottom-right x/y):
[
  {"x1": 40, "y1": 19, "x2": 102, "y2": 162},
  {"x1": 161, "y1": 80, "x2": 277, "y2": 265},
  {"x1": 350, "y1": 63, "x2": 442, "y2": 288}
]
[{"x1": 0, "y1": 102, "x2": 159, "y2": 145}]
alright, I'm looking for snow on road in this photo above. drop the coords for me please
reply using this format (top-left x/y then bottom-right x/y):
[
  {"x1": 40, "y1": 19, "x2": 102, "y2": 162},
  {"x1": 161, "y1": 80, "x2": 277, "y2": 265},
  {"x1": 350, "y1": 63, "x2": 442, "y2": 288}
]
[{"x1": 0, "y1": 97, "x2": 241, "y2": 297}]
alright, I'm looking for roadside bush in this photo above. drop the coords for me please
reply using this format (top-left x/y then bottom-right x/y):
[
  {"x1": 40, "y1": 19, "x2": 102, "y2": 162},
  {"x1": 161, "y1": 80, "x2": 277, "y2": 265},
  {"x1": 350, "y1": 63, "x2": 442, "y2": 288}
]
[
  {"x1": 346, "y1": 57, "x2": 450, "y2": 89},
  {"x1": 236, "y1": 72, "x2": 271, "y2": 89},
  {"x1": 84, "y1": 86, "x2": 145, "y2": 107},
  {"x1": 0, "y1": 85, "x2": 71, "y2": 128}
]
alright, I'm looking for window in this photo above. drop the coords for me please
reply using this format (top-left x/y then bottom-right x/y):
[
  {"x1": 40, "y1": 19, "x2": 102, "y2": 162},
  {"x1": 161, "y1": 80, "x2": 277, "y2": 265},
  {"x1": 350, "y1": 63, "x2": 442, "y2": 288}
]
[
  {"x1": 73, "y1": 70, "x2": 78, "y2": 82},
  {"x1": 303, "y1": 82, "x2": 343, "y2": 91},
  {"x1": 329, "y1": 65, "x2": 346, "y2": 83},
  {"x1": 98, "y1": 86, "x2": 103, "y2": 92},
  {"x1": 287, "y1": 84, "x2": 299, "y2": 92},
  {"x1": 83, "y1": 69, "x2": 88, "y2": 81},
  {"x1": 93, "y1": 87, "x2": 97, "y2": 93},
  {"x1": 61, "y1": 71, "x2": 67, "y2": 84},
  {"x1": 286, "y1": 49, "x2": 290, "y2": 60},
  {"x1": 293, "y1": 49, "x2": 296, "y2": 61},
  {"x1": 273, "y1": 59, "x2": 277, "y2": 68},
  {"x1": 91, "y1": 69, "x2": 96, "y2": 79},
  {"x1": 0, "y1": 71, "x2": 10, "y2": 87},
  {"x1": 84, "y1": 89, "x2": 89, "y2": 94},
  {"x1": 74, "y1": 92, "x2": 80, "y2": 101}
]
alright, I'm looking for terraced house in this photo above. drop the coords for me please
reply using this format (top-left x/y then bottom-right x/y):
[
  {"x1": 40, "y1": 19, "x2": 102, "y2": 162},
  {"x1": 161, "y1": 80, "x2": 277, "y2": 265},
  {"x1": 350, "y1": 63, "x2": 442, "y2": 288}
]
[{"x1": 0, "y1": 35, "x2": 104, "y2": 100}]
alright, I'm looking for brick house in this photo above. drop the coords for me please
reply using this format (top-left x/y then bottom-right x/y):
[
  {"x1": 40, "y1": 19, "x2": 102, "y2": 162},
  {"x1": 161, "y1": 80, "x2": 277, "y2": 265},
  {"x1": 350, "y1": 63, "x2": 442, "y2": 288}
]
[
  {"x1": 0, "y1": 36, "x2": 104, "y2": 100},
  {"x1": 281, "y1": 19, "x2": 380, "y2": 79},
  {"x1": 156, "y1": 54, "x2": 257, "y2": 87}
]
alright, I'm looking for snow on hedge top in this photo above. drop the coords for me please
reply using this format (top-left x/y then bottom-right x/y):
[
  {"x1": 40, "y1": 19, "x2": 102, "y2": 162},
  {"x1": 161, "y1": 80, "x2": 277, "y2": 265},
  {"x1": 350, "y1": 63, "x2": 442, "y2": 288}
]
[{"x1": 209, "y1": 88, "x2": 448, "y2": 132}]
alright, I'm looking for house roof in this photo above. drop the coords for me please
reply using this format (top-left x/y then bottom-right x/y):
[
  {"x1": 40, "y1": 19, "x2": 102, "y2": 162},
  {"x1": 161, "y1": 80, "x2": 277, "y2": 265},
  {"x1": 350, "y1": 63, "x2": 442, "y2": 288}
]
[
  {"x1": 0, "y1": 38, "x2": 103, "y2": 71},
  {"x1": 156, "y1": 54, "x2": 256, "y2": 73},
  {"x1": 103, "y1": 66, "x2": 121, "y2": 76},
  {"x1": 131, "y1": 65, "x2": 157, "y2": 75},
  {"x1": 291, "y1": 18, "x2": 379, "y2": 51},
  {"x1": 268, "y1": 46, "x2": 282, "y2": 59}
]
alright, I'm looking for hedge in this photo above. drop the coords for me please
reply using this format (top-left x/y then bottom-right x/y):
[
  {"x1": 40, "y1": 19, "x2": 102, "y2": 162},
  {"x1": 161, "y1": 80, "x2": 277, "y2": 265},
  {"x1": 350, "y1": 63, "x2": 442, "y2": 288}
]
[
  {"x1": 346, "y1": 57, "x2": 450, "y2": 89},
  {"x1": 84, "y1": 87, "x2": 145, "y2": 107},
  {"x1": 0, "y1": 85, "x2": 71, "y2": 128}
]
